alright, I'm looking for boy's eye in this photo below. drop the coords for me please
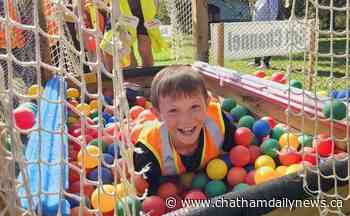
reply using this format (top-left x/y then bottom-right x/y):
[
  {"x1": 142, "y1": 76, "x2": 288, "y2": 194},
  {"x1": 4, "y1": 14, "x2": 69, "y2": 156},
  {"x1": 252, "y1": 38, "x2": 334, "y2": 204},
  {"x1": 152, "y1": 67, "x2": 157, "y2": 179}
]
[
  {"x1": 191, "y1": 105, "x2": 201, "y2": 110},
  {"x1": 168, "y1": 108, "x2": 177, "y2": 114}
]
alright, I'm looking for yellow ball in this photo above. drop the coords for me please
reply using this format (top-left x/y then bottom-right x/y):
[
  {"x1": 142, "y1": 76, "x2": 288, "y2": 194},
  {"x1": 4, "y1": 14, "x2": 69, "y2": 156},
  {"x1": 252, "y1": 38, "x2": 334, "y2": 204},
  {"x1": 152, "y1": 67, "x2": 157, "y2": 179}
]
[
  {"x1": 254, "y1": 166, "x2": 277, "y2": 184},
  {"x1": 67, "y1": 88, "x2": 80, "y2": 99},
  {"x1": 91, "y1": 184, "x2": 116, "y2": 213},
  {"x1": 263, "y1": 76, "x2": 271, "y2": 80},
  {"x1": 116, "y1": 183, "x2": 128, "y2": 200},
  {"x1": 206, "y1": 158, "x2": 228, "y2": 180},
  {"x1": 180, "y1": 172, "x2": 195, "y2": 189},
  {"x1": 279, "y1": 133, "x2": 299, "y2": 150},
  {"x1": 286, "y1": 164, "x2": 303, "y2": 175},
  {"x1": 89, "y1": 99, "x2": 99, "y2": 110},
  {"x1": 317, "y1": 90, "x2": 328, "y2": 97},
  {"x1": 27, "y1": 84, "x2": 42, "y2": 96},
  {"x1": 276, "y1": 165, "x2": 288, "y2": 177},
  {"x1": 144, "y1": 101, "x2": 153, "y2": 109},
  {"x1": 77, "y1": 145, "x2": 101, "y2": 169},
  {"x1": 76, "y1": 103, "x2": 91, "y2": 116},
  {"x1": 255, "y1": 155, "x2": 276, "y2": 169}
]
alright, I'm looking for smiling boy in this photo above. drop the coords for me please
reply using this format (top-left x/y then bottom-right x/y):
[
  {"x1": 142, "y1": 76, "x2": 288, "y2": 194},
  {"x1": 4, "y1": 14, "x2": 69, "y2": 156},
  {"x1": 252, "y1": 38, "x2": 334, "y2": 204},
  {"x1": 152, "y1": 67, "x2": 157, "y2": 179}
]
[{"x1": 133, "y1": 65, "x2": 236, "y2": 193}]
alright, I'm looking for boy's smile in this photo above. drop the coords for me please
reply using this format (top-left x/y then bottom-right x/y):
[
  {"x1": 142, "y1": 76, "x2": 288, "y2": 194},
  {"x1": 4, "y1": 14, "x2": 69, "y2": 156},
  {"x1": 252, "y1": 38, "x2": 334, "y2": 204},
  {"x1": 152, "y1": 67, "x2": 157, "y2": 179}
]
[{"x1": 157, "y1": 92, "x2": 208, "y2": 155}]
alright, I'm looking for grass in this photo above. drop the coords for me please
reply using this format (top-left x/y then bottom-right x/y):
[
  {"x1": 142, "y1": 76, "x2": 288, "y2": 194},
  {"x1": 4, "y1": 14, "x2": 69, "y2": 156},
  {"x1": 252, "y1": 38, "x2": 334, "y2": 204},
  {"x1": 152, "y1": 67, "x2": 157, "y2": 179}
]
[{"x1": 139, "y1": 37, "x2": 350, "y2": 94}]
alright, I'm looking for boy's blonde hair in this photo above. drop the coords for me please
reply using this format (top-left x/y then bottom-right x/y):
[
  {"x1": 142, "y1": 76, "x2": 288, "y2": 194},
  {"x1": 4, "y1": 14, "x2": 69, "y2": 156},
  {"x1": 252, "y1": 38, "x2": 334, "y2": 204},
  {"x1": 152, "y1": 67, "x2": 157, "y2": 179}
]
[{"x1": 150, "y1": 65, "x2": 209, "y2": 110}]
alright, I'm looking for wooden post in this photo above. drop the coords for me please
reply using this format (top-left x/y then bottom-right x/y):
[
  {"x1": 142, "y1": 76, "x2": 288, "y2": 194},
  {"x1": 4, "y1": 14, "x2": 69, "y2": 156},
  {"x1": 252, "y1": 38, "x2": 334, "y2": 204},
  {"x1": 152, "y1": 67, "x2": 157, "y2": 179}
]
[
  {"x1": 192, "y1": 0, "x2": 209, "y2": 62},
  {"x1": 214, "y1": 23, "x2": 224, "y2": 67},
  {"x1": 307, "y1": 20, "x2": 316, "y2": 91}
]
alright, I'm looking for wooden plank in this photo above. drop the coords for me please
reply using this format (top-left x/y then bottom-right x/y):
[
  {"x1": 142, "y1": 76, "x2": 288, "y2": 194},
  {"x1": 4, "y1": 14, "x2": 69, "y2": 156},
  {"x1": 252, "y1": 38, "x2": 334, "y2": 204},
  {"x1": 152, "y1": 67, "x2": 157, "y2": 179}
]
[
  {"x1": 192, "y1": 0, "x2": 209, "y2": 62},
  {"x1": 214, "y1": 23, "x2": 225, "y2": 67}
]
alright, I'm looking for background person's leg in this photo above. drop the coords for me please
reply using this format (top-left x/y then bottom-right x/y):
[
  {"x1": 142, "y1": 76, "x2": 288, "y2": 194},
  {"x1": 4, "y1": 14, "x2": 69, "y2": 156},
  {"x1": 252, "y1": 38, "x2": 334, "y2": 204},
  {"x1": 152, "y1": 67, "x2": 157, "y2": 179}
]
[
  {"x1": 263, "y1": 56, "x2": 271, "y2": 68},
  {"x1": 137, "y1": 34, "x2": 154, "y2": 67}
]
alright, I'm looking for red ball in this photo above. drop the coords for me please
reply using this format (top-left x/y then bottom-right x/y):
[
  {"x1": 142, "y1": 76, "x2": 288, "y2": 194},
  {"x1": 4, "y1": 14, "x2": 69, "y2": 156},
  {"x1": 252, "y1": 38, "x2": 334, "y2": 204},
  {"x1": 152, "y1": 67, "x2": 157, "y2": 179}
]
[
  {"x1": 229, "y1": 145, "x2": 251, "y2": 167},
  {"x1": 279, "y1": 77, "x2": 287, "y2": 84},
  {"x1": 104, "y1": 123, "x2": 119, "y2": 137},
  {"x1": 255, "y1": 70, "x2": 266, "y2": 78},
  {"x1": 261, "y1": 116, "x2": 276, "y2": 129},
  {"x1": 13, "y1": 108, "x2": 35, "y2": 130},
  {"x1": 86, "y1": 127, "x2": 98, "y2": 139},
  {"x1": 278, "y1": 148, "x2": 302, "y2": 166},
  {"x1": 184, "y1": 190, "x2": 207, "y2": 201},
  {"x1": 244, "y1": 170, "x2": 256, "y2": 185},
  {"x1": 102, "y1": 135, "x2": 114, "y2": 145},
  {"x1": 68, "y1": 148, "x2": 78, "y2": 162},
  {"x1": 135, "y1": 96, "x2": 147, "y2": 107},
  {"x1": 234, "y1": 127, "x2": 253, "y2": 146},
  {"x1": 316, "y1": 136, "x2": 334, "y2": 157},
  {"x1": 157, "y1": 181, "x2": 178, "y2": 199},
  {"x1": 129, "y1": 106, "x2": 145, "y2": 120},
  {"x1": 271, "y1": 72, "x2": 285, "y2": 83},
  {"x1": 86, "y1": 36, "x2": 96, "y2": 52},
  {"x1": 70, "y1": 207, "x2": 93, "y2": 216},
  {"x1": 227, "y1": 167, "x2": 247, "y2": 187},
  {"x1": 142, "y1": 196, "x2": 166, "y2": 216},
  {"x1": 302, "y1": 147, "x2": 317, "y2": 165},
  {"x1": 69, "y1": 181, "x2": 95, "y2": 198},
  {"x1": 69, "y1": 162, "x2": 81, "y2": 183},
  {"x1": 248, "y1": 145, "x2": 261, "y2": 164}
]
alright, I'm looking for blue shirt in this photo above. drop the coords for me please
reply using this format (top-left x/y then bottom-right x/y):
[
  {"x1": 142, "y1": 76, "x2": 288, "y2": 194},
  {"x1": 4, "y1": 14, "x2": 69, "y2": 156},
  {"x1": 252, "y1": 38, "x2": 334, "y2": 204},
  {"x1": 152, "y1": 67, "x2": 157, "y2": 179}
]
[{"x1": 254, "y1": 0, "x2": 279, "y2": 21}]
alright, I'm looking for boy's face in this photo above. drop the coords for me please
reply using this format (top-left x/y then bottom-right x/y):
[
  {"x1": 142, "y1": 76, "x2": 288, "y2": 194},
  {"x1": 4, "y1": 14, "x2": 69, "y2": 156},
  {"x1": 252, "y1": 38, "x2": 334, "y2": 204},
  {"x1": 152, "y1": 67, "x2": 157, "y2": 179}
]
[{"x1": 157, "y1": 91, "x2": 208, "y2": 149}]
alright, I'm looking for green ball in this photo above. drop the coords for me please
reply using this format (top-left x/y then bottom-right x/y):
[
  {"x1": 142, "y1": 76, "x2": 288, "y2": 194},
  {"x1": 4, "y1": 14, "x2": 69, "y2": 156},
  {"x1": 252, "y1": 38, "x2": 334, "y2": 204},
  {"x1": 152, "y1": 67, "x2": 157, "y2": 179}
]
[
  {"x1": 117, "y1": 196, "x2": 141, "y2": 216},
  {"x1": 271, "y1": 126, "x2": 285, "y2": 140},
  {"x1": 205, "y1": 180, "x2": 226, "y2": 198},
  {"x1": 230, "y1": 105, "x2": 249, "y2": 122},
  {"x1": 238, "y1": 115, "x2": 255, "y2": 129},
  {"x1": 260, "y1": 139, "x2": 279, "y2": 158},
  {"x1": 298, "y1": 134, "x2": 313, "y2": 147},
  {"x1": 92, "y1": 117, "x2": 105, "y2": 125},
  {"x1": 290, "y1": 80, "x2": 303, "y2": 89},
  {"x1": 192, "y1": 172, "x2": 209, "y2": 190},
  {"x1": 232, "y1": 183, "x2": 250, "y2": 192},
  {"x1": 323, "y1": 100, "x2": 347, "y2": 120},
  {"x1": 222, "y1": 98, "x2": 236, "y2": 112},
  {"x1": 89, "y1": 139, "x2": 108, "y2": 152},
  {"x1": 90, "y1": 110, "x2": 99, "y2": 119}
]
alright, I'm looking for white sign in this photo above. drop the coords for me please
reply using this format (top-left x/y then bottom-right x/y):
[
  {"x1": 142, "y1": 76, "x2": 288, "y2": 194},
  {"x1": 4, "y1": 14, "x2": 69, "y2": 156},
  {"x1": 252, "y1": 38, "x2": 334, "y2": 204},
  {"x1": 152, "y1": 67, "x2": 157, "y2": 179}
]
[{"x1": 212, "y1": 20, "x2": 310, "y2": 59}]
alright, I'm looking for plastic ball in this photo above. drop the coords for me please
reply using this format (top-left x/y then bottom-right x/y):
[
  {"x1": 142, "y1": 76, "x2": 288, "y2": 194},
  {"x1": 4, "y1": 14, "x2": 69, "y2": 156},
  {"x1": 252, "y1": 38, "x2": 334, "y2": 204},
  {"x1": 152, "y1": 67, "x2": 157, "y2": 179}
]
[
  {"x1": 27, "y1": 84, "x2": 43, "y2": 96},
  {"x1": 91, "y1": 185, "x2": 116, "y2": 212},
  {"x1": 87, "y1": 36, "x2": 96, "y2": 51},
  {"x1": 230, "y1": 105, "x2": 249, "y2": 122},
  {"x1": 129, "y1": 106, "x2": 145, "y2": 120},
  {"x1": 279, "y1": 133, "x2": 300, "y2": 150},
  {"x1": 323, "y1": 100, "x2": 347, "y2": 120},
  {"x1": 206, "y1": 158, "x2": 228, "y2": 180},
  {"x1": 317, "y1": 90, "x2": 328, "y2": 97},
  {"x1": 315, "y1": 136, "x2": 334, "y2": 157},
  {"x1": 107, "y1": 144, "x2": 120, "y2": 158},
  {"x1": 142, "y1": 196, "x2": 166, "y2": 216},
  {"x1": 69, "y1": 181, "x2": 95, "y2": 199},
  {"x1": 13, "y1": 108, "x2": 35, "y2": 130},
  {"x1": 134, "y1": 174, "x2": 149, "y2": 196},
  {"x1": 255, "y1": 70, "x2": 266, "y2": 78},
  {"x1": 232, "y1": 183, "x2": 250, "y2": 192},
  {"x1": 254, "y1": 166, "x2": 277, "y2": 184},
  {"x1": 260, "y1": 139, "x2": 279, "y2": 158},
  {"x1": 104, "y1": 95, "x2": 113, "y2": 105},
  {"x1": 191, "y1": 172, "x2": 209, "y2": 190},
  {"x1": 298, "y1": 134, "x2": 313, "y2": 147},
  {"x1": 252, "y1": 120, "x2": 271, "y2": 138},
  {"x1": 302, "y1": 147, "x2": 317, "y2": 165},
  {"x1": 289, "y1": 80, "x2": 302, "y2": 89},
  {"x1": 67, "y1": 88, "x2": 80, "y2": 99},
  {"x1": 77, "y1": 145, "x2": 101, "y2": 169},
  {"x1": 285, "y1": 164, "x2": 303, "y2": 175},
  {"x1": 184, "y1": 190, "x2": 207, "y2": 200},
  {"x1": 245, "y1": 170, "x2": 256, "y2": 185},
  {"x1": 87, "y1": 167, "x2": 113, "y2": 184},
  {"x1": 275, "y1": 165, "x2": 288, "y2": 177},
  {"x1": 115, "y1": 183, "x2": 128, "y2": 200},
  {"x1": 135, "y1": 96, "x2": 146, "y2": 107},
  {"x1": 248, "y1": 145, "x2": 261, "y2": 164},
  {"x1": 261, "y1": 116, "x2": 276, "y2": 129},
  {"x1": 271, "y1": 72, "x2": 285, "y2": 83},
  {"x1": 19, "y1": 102, "x2": 37, "y2": 115},
  {"x1": 180, "y1": 172, "x2": 195, "y2": 189},
  {"x1": 204, "y1": 180, "x2": 226, "y2": 198},
  {"x1": 89, "y1": 99, "x2": 99, "y2": 110},
  {"x1": 255, "y1": 155, "x2": 276, "y2": 169},
  {"x1": 136, "y1": 110, "x2": 158, "y2": 124},
  {"x1": 234, "y1": 127, "x2": 253, "y2": 146},
  {"x1": 227, "y1": 167, "x2": 247, "y2": 187},
  {"x1": 271, "y1": 126, "x2": 285, "y2": 140},
  {"x1": 222, "y1": 98, "x2": 236, "y2": 112},
  {"x1": 76, "y1": 103, "x2": 91, "y2": 116},
  {"x1": 102, "y1": 153, "x2": 114, "y2": 166},
  {"x1": 238, "y1": 115, "x2": 255, "y2": 129},
  {"x1": 66, "y1": 194, "x2": 82, "y2": 208},
  {"x1": 278, "y1": 147, "x2": 302, "y2": 166},
  {"x1": 70, "y1": 207, "x2": 93, "y2": 216},
  {"x1": 69, "y1": 162, "x2": 81, "y2": 183},
  {"x1": 157, "y1": 181, "x2": 178, "y2": 199},
  {"x1": 336, "y1": 89, "x2": 350, "y2": 100},
  {"x1": 117, "y1": 196, "x2": 141, "y2": 216},
  {"x1": 220, "y1": 153, "x2": 233, "y2": 169},
  {"x1": 229, "y1": 145, "x2": 251, "y2": 167},
  {"x1": 329, "y1": 90, "x2": 338, "y2": 98},
  {"x1": 102, "y1": 112, "x2": 112, "y2": 122},
  {"x1": 89, "y1": 139, "x2": 108, "y2": 152}
]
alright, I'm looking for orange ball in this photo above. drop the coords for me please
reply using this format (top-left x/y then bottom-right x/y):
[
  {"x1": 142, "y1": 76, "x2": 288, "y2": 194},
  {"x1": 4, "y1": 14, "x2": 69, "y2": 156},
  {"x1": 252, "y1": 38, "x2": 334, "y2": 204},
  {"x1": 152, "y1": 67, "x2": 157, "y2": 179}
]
[
  {"x1": 136, "y1": 109, "x2": 157, "y2": 124},
  {"x1": 77, "y1": 145, "x2": 101, "y2": 169},
  {"x1": 91, "y1": 185, "x2": 116, "y2": 213},
  {"x1": 279, "y1": 133, "x2": 300, "y2": 150},
  {"x1": 67, "y1": 88, "x2": 80, "y2": 99},
  {"x1": 129, "y1": 106, "x2": 145, "y2": 120}
]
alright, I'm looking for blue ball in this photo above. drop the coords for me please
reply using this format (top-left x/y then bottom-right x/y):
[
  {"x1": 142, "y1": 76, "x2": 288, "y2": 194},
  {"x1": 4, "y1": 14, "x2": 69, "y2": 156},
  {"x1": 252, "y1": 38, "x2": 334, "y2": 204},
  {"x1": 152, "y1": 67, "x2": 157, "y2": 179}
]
[
  {"x1": 103, "y1": 153, "x2": 114, "y2": 166},
  {"x1": 220, "y1": 153, "x2": 233, "y2": 169},
  {"x1": 65, "y1": 194, "x2": 80, "y2": 208},
  {"x1": 245, "y1": 164, "x2": 255, "y2": 172},
  {"x1": 102, "y1": 112, "x2": 111, "y2": 122},
  {"x1": 252, "y1": 120, "x2": 271, "y2": 138},
  {"x1": 108, "y1": 116, "x2": 118, "y2": 123},
  {"x1": 337, "y1": 90, "x2": 350, "y2": 100},
  {"x1": 107, "y1": 143, "x2": 120, "y2": 158},
  {"x1": 329, "y1": 90, "x2": 338, "y2": 98},
  {"x1": 87, "y1": 167, "x2": 113, "y2": 184}
]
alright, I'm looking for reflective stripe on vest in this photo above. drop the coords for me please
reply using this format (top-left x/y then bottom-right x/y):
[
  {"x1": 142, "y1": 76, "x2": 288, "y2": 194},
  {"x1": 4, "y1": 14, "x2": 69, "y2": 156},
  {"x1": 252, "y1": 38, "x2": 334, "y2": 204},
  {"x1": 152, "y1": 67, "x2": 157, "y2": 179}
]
[{"x1": 160, "y1": 123, "x2": 177, "y2": 176}]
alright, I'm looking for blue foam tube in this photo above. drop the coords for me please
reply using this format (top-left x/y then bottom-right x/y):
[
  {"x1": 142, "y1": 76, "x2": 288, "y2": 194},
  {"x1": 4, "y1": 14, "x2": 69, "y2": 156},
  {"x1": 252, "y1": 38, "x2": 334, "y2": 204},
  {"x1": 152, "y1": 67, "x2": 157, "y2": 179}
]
[{"x1": 17, "y1": 76, "x2": 69, "y2": 215}]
